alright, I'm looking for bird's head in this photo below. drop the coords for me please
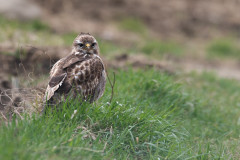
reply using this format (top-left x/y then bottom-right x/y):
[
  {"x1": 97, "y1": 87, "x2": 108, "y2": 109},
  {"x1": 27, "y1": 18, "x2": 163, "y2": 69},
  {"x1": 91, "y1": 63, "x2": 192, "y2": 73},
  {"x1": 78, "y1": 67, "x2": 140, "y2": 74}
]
[{"x1": 73, "y1": 33, "x2": 99, "y2": 55}]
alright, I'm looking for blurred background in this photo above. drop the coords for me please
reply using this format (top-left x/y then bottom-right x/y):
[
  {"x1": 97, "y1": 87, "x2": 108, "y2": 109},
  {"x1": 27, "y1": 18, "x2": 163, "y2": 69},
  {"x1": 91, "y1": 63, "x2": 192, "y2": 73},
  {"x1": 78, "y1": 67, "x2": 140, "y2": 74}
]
[
  {"x1": 1, "y1": 1, "x2": 240, "y2": 158},
  {"x1": 1, "y1": 0, "x2": 240, "y2": 77},
  {"x1": 1, "y1": 0, "x2": 240, "y2": 108}
]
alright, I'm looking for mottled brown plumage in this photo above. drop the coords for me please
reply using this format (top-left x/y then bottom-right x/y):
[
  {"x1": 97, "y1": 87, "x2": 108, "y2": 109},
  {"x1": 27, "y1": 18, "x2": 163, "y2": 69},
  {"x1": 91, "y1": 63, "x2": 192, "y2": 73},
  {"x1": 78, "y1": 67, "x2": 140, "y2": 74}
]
[{"x1": 44, "y1": 33, "x2": 106, "y2": 107}]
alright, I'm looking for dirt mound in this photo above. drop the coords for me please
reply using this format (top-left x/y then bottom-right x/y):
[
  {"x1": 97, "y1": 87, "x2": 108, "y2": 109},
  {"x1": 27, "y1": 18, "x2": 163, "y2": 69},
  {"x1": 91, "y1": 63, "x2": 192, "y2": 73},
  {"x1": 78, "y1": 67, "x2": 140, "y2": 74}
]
[
  {"x1": 0, "y1": 46, "x2": 66, "y2": 120},
  {"x1": 0, "y1": 46, "x2": 69, "y2": 76},
  {"x1": 34, "y1": 0, "x2": 240, "y2": 38}
]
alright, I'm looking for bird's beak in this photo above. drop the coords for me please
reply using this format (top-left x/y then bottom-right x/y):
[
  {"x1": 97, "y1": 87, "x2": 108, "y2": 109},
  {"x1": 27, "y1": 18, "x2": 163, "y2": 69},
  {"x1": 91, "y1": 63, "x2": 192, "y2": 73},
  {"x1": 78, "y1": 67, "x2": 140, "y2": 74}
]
[{"x1": 85, "y1": 43, "x2": 90, "y2": 48}]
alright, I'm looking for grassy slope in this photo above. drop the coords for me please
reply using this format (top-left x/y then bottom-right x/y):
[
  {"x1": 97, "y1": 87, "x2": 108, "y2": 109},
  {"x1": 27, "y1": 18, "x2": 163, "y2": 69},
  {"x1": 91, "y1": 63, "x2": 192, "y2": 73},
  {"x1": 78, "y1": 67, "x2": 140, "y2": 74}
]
[
  {"x1": 177, "y1": 72, "x2": 240, "y2": 159},
  {"x1": 207, "y1": 39, "x2": 240, "y2": 59},
  {"x1": 1, "y1": 17, "x2": 240, "y2": 159},
  {"x1": 1, "y1": 69, "x2": 240, "y2": 159},
  {"x1": 0, "y1": 70, "x2": 188, "y2": 159}
]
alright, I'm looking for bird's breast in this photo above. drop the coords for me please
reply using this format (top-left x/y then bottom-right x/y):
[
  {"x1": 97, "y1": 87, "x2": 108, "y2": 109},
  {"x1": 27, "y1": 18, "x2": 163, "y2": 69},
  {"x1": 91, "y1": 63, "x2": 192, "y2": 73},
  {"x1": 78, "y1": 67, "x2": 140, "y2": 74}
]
[{"x1": 66, "y1": 58, "x2": 103, "y2": 96}]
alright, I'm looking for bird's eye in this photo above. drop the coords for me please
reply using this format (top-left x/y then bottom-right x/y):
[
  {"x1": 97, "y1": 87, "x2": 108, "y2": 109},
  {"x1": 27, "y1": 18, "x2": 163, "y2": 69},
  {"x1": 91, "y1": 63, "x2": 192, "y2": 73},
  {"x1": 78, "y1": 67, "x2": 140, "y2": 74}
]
[
  {"x1": 78, "y1": 43, "x2": 84, "y2": 47},
  {"x1": 91, "y1": 43, "x2": 96, "y2": 47}
]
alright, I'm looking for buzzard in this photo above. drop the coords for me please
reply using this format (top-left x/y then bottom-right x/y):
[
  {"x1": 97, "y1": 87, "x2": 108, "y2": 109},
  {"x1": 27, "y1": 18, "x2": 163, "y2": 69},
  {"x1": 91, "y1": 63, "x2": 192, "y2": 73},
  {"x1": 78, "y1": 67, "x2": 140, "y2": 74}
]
[{"x1": 43, "y1": 33, "x2": 106, "y2": 108}]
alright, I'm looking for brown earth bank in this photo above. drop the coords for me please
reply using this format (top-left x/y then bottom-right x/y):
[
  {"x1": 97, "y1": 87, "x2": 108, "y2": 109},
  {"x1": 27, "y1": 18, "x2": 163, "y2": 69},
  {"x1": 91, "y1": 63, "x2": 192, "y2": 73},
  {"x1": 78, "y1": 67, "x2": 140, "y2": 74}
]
[{"x1": 32, "y1": 0, "x2": 240, "y2": 38}]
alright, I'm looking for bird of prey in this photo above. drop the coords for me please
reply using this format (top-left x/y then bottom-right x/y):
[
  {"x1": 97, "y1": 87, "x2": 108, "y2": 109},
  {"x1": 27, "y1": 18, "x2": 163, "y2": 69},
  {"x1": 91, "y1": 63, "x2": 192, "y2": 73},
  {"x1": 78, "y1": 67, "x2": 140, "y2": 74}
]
[{"x1": 43, "y1": 33, "x2": 106, "y2": 108}]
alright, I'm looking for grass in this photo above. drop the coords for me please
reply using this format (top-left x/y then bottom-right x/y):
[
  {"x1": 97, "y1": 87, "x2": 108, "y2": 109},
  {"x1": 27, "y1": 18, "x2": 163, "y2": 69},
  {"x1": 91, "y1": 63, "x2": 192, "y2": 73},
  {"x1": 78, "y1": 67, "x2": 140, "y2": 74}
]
[
  {"x1": 176, "y1": 71, "x2": 240, "y2": 158},
  {"x1": 97, "y1": 40, "x2": 124, "y2": 57},
  {"x1": 0, "y1": 16, "x2": 185, "y2": 59},
  {"x1": 1, "y1": 69, "x2": 240, "y2": 159},
  {"x1": 118, "y1": 17, "x2": 184, "y2": 57},
  {"x1": 0, "y1": 16, "x2": 50, "y2": 32},
  {"x1": 0, "y1": 16, "x2": 69, "y2": 46},
  {"x1": 141, "y1": 40, "x2": 184, "y2": 56},
  {"x1": 0, "y1": 70, "x2": 189, "y2": 159},
  {"x1": 0, "y1": 16, "x2": 123, "y2": 59},
  {"x1": 182, "y1": 72, "x2": 240, "y2": 138},
  {"x1": 1, "y1": 17, "x2": 240, "y2": 159},
  {"x1": 207, "y1": 39, "x2": 240, "y2": 59},
  {"x1": 61, "y1": 32, "x2": 79, "y2": 46},
  {"x1": 119, "y1": 17, "x2": 146, "y2": 35}
]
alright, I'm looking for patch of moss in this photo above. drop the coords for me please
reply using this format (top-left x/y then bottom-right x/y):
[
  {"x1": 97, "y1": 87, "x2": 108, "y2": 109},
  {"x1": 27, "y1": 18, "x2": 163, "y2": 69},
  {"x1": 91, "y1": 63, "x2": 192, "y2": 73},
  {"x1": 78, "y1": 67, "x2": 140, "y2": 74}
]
[
  {"x1": 207, "y1": 39, "x2": 240, "y2": 59},
  {"x1": 141, "y1": 40, "x2": 183, "y2": 56},
  {"x1": 119, "y1": 17, "x2": 146, "y2": 35},
  {"x1": 61, "y1": 32, "x2": 78, "y2": 45}
]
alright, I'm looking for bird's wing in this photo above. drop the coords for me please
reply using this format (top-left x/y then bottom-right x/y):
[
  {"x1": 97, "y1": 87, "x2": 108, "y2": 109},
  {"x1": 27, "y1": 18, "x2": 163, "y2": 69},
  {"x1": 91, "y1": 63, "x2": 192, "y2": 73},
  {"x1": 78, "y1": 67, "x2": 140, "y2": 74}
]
[
  {"x1": 44, "y1": 59, "x2": 67, "y2": 101},
  {"x1": 44, "y1": 54, "x2": 89, "y2": 101},
  {"x1": 92, "y1": 57, "x2": 106, "y2": 101},
  {"x1": 62, "y1": 54, "x2": 89, "y2": 69},
  {"x1": 44, "y1": 73, "x2": 67, "y2": 102},
  {"x1": 91, "y1": 70, "x2": 106, "y2": 102}
]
